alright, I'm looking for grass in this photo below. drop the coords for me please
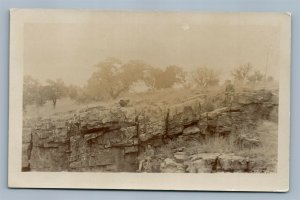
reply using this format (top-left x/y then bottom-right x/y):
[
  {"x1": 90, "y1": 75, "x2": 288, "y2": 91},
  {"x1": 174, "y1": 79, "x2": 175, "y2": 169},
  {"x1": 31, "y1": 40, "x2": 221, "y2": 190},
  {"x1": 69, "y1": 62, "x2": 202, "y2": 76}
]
[
  {"x1": 154, "y1": 120, "x2": 278, "y2": 172},
  {"x1": 24, "y1": 98, "x2": 78, "y2": 119},
  {"x1": 24, "y1": 97, "x2": 115, "y2": 120},
  {"x1": 237, "y1": 121, "x2": 278, "y2": 162},
  {"x1": 23, "y1": 86, "x2": 224, "y2": 121}
]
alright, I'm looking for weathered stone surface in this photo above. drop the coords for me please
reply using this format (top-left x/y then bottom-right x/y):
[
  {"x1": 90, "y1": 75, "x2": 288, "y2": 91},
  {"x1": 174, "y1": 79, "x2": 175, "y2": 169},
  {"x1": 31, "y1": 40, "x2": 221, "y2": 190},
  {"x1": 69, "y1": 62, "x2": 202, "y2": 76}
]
[
  {"x1": 168, "y1": 103, "x2": 199, "y2": 136},
  {"x1": 218, "y1": 154, "x2": 251, "y2": 172},
  {"x1": 138, "y1": 107, "x2": 165, "y2": 141},
  {"x1": 22, "y1": 89, "x2": 278, "y2": 172},
  {"x1": 186, "y1": 153, "x2": 256, "y2": 173},
  {"x1": 186, "y1": 158, "x2": 211, "y2": 173},
  {"x1": 30, "y1": 146, "x2": 69, "y2": 171},
  {"x1": 187, "y1": 153, "x2": 221, "y2": 173},
  {"x1": 121, "y1": 126, "x2": 137, "y2": 139},
  {"x1": 22, "y1": 127, "x2": 33, "y2": 170},
  {"x1": 22, "y1": 128, "x2": 32, "y2": 143},
  {"x1": 237, "y1": 90, "x2": 276, "y2": 106},
  {"x1": 22, "y1": 143, "x2": 31, "y2": 169},
  {"x1": 36, "y1": 131, "x2": 51, "y2": 139},
  {"x1": 201, "y1": 107, "x2": 229, "y2": 119},
  {"x1": 174, "y1": 152, "x2": 189, "y2": 162},
  {"x1": 229, "y1": 106, "x2": 243, "y2": 112},
  {"x1": 217, "y1": 114, "x2": 232, "y2": 127},
  {"x1": 183, "y1": 126, "x2": 200, "y2": 135},
  {"x1": 124, "y1": 146, "x2": 139, "y2": 154},
  {"x1": 235, "y1": 135, "x2": 261, "y2": 149},
  {"x1": 84, "y1": 132, "x2": 102, "y2": 141},
  {"x1": 101, "y1": 108, "x2": 128, "y2": 123},
  {"x1": 160, "y1": 158, "x2": 186, "y2": 173},
  {"x1": 89, "y1": 152, "x2": 115, "y2": 166}
]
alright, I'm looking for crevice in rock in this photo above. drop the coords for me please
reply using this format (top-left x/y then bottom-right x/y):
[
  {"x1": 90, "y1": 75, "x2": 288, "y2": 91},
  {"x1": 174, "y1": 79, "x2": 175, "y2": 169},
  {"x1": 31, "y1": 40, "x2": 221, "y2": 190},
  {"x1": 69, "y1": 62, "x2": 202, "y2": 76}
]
[
  {"x1": 27, "y1": 132, "x2": 33, "y2": 160},
  {"x1": 22, "y1": 132, "x2": 33, "y2": 172},
  {"x1": 135, "y1": 114, "x2": 141, "y2": 156},
  {"x1": 211, "y1": 156, "x2": 220, "y2": 172},
  {"x1": 162, "y1": 109, "x2": 171, "y2": 144}
]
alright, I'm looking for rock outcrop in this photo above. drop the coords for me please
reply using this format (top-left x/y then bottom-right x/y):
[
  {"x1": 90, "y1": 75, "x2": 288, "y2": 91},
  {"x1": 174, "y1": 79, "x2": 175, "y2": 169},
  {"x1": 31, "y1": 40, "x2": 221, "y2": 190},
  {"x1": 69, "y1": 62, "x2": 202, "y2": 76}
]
[{"x1": 22, "y1": 89, "x2": 278, "y2": 172}]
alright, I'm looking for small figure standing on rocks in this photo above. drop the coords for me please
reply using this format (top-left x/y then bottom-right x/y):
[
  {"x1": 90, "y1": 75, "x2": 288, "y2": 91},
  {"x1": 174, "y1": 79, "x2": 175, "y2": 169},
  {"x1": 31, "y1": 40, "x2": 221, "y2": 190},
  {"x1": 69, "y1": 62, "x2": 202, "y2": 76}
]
[
  {"x1": 73, "y1": 111, "x2": 81, "y2": 132},
  {"x1": 137, "y1": 144, "x2": 155, "y2": 172},
  {"x1": 224, "y1": 80, "x2": 235, "y2": 106}
]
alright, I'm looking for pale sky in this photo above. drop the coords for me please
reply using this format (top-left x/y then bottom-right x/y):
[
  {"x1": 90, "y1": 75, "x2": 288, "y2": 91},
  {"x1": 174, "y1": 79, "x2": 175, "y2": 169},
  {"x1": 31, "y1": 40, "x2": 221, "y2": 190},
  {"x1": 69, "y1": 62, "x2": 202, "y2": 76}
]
[{"x1": 24, "y1": 12, "x2": 281, "y2": 85}]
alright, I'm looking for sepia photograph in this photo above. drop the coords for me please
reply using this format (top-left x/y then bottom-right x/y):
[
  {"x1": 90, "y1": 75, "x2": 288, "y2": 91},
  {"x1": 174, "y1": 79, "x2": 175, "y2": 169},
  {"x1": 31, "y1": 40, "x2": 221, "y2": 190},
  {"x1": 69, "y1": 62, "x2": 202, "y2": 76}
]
[{"x1": 9, "y1": 10, "x2": 291, "y2": 191}]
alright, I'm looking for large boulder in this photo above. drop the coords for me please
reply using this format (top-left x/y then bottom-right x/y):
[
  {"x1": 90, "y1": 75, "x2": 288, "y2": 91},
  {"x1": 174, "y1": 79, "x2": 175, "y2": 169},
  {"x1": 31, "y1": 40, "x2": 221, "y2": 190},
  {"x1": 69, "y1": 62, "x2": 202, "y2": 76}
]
[
  {"x1": 182, "y1": 126, "x2": 200, "y2": 135},
  {"x1": 168, "y1": 101, "x2": 200, "y2": 136},
  {"x1": 218, "y1": 154, "x2": 254, "y2": 172},
  {"x1": 186, "y1": 153, "x2": 221, "y2": 173},
  {"x1": 138, "y1": 106, "x2": 166, "y2": 141},
  {"x1": 173, "y1": 151, "x2": 189, "y2": 162},
  {"x1": 160, "y1": 158, "x2": 186, "y2": 173}
]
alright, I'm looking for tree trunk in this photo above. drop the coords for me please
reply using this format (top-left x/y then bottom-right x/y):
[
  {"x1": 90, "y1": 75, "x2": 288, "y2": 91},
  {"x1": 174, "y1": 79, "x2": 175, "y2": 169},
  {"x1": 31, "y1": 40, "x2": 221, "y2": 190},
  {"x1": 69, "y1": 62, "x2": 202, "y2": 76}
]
[{"x1": 53, "y1": 99, "x2": 57, "y2": 109}]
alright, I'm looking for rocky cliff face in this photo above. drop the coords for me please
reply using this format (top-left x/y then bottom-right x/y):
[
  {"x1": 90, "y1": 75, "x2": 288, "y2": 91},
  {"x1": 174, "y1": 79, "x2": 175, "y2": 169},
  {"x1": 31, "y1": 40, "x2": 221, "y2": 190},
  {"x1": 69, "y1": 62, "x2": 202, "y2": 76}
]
[{"x1": 22, "y1": 89, "x2": 278, "y2": 173}]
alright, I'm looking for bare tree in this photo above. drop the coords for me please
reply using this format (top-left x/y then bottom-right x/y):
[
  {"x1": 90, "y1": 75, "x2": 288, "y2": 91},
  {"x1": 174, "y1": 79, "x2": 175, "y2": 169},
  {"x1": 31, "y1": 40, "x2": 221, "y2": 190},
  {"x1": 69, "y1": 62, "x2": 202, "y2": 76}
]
[
  {"x1": 23, "y1": 75, "x2": 40, "y2": 111},
  {"x1": 248, "y1": 70, "x2": 264, "y2": 85},
  {"x1": 23, "y1": 76, "x2": 66, "y2": 110},
  {"x1": 192, "y1": 67, "x2": 219, "y2": 88},
  {"x1": 43, "y1": 79, "x2": 66, "y2": 108},
  {"x1": 143, "y1": 67, "x2": 161, "y2": 91},
  {"x1": 232, "y1": 62, "x2": 253, "y2": 84}
]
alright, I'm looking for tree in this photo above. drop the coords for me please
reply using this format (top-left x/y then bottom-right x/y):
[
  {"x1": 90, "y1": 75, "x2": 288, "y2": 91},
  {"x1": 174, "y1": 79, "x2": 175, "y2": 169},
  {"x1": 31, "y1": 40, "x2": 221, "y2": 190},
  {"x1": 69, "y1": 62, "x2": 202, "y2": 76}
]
[
  {"x1": 67, "y1": 85, "x2": 81, "y2": 99},
  {"x1": 248, "y1": 70, "x2": 264, "y2": 85},
  {"x1": 68, "y1": 85, "x2": 91, "y2": 104},
  {"x1": 86, "y1": 58, "x2": 187, "y2": 99},
  {"x1": 192, "y1": 67, "x2": 219, "y2": 88},
  {"x1": 23, "y1": 76, "x2": 73, "y2": 110},
  {"x1": 87, "y1": 58, "x2": 136, "y2": 100},
  {"x1": 143, "y1": 65, "x2": 186, "y2": 90},
  {"x1": 143, "y1": 67, "x2": 162, "y2": 90},
  {"x1": 121, "y1": 60, "x2": 150, "y2": 85},
  {"x1": 23, "y1": 75, "x2": 40, "y2": 111},
  {"x1": 158, "y1": 65, "x2": 185, "y2": 89},
  {"x1": 43, "y1": 79, "x2": 66, "y2": 108},
  {"x1": 181, "y1": 72, "x2": 194, "y2": 89},
  {"x1": 35, "y1": 85, "x2": 48, "y2": 107},
  {"x1": 232, "y1": 62, "x2": 253, "y2": 83}
]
